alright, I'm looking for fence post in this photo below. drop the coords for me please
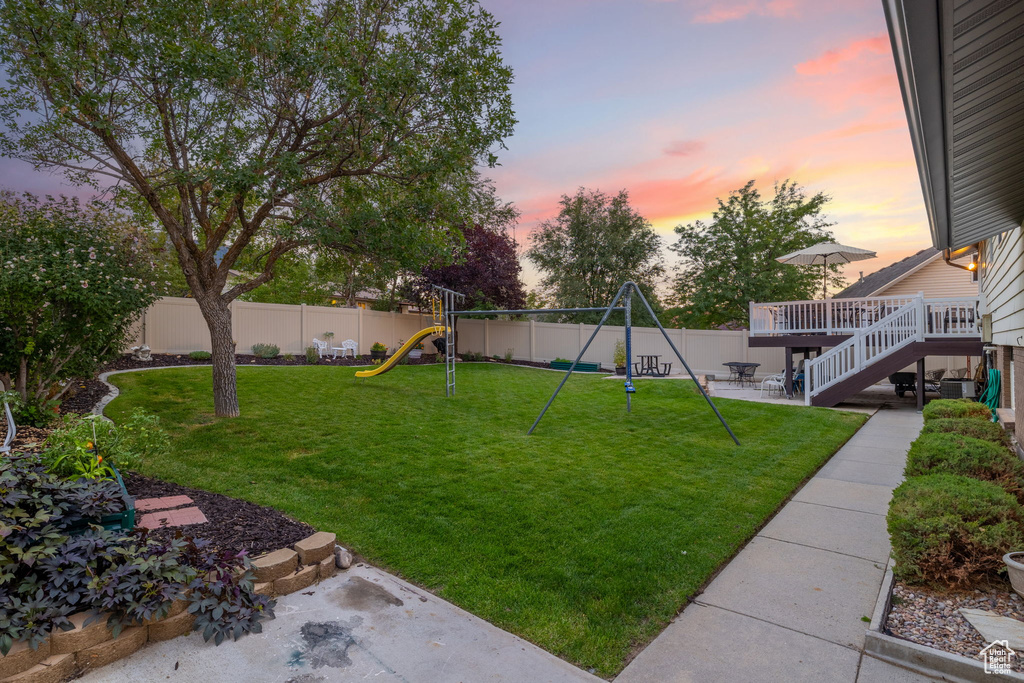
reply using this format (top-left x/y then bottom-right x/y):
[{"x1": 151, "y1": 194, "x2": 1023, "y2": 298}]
[
  {"x1": 357, "y1": 307, "x2": 363, "y2": 354},
  {"x1": 484, "y1": 319, "x2": 490, "y2": 357},
  {"x1": 579, "y1": 323, "x2": 584, "y2": 356},
  {"x1": 299, "y1": 304, "x2": 305, "y2": 354},
  {"x1": 530, "y1": 319, "x2": 536, "y2": 362}
]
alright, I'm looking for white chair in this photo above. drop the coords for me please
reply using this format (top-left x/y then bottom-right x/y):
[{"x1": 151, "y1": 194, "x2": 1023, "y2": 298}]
[
  {"x1": 332, "y1": 339, "x2": 358, "y2": 359},
  {"x1": 760, "y1": 372, "x2": 787, "y2": 398},
  {"x1": 311, "y1": 338, "x2": 328, "y2": 358}
]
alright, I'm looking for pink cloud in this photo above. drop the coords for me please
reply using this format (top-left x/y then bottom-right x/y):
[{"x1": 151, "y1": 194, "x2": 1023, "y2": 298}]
[
  {"x1": 795, "y1": 35, "x2": 889, "y2": 76},
  {"x1": 663, "y1": 139, "x2": 706, "y2": 157},
  {"x1": 691, "y1": 0, "x2": 799, "y2": 24}
]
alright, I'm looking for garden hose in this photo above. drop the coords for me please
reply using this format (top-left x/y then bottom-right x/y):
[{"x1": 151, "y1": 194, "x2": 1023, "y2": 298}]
[{"x1": 979, "y1": 368, "x2": 1000, "y2": 421}]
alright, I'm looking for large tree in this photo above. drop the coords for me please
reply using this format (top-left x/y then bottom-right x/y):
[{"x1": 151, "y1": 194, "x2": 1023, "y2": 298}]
[
  {"x1": 0, "y1": 0, "x2": 514, "y2": 416},
  {"x1": 525, "y1": 188, "x2": 663, "y2": 324},
  {"x1": 670, "y1": 179, "x2": 840, "y2": 329}
]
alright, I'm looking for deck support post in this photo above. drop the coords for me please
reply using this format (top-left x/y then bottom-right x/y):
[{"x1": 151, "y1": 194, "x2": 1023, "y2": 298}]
[
  {"x1": 917, "y1": 358, "x2": 926, "y2": 411},
  {"x1": 785, "y1": 347, "x2": 794, "y2": 399}
]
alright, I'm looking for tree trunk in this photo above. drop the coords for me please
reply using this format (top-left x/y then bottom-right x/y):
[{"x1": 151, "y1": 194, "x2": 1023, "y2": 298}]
[
  {"x1": 195, "y1": 294, "x2": 240, "y2": 417},
  {"x1": 16, "y1": 357, "x2": 28, "y2": 401}
]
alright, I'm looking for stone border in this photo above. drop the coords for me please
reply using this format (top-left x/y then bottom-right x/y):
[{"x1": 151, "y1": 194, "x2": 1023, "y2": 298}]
[
  {"x1": 0, "y1": 529, "x2": 352, "y2": 681},
  {"x1": 864, "y1": 558, "x2": 1024, "y2": 682}
]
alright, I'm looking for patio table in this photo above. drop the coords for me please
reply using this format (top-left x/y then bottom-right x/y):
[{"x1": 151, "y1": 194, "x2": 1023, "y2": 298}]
[
  {"x1": 634, "y1": 354, "x2": 665, "y2": 377},
  {"x1": 723, "y1": 361, "x2": 760, "y2": 386}
]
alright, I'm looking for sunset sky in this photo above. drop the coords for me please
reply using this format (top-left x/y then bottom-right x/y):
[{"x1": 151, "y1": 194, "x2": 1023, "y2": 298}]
[
  {"x1": 481, "y1": 0, "x2": 931, "y2": 290},
  {"x1": 0, "y1": 0, "x2": 931, "y2": 295}
]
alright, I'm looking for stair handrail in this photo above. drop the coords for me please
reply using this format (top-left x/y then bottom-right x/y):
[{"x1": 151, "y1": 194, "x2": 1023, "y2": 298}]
[{"x1": 805, "y1": 296, "x2": 923, "y2": 406}]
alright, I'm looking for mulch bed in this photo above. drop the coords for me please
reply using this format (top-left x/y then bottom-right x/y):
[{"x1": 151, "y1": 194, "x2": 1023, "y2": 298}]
[
  {"x1": 886, "y1": 581, "x2": 1024, "y2": 672},
  {"x1": 103, "y1": 352, "x2": 446, "y2": 371},
  {"x1": 59, "y1": 379, "x2": 111, "y2": 415},
  {"x1": 124, "y1": 472, "x2": 316, "y2": 557}
]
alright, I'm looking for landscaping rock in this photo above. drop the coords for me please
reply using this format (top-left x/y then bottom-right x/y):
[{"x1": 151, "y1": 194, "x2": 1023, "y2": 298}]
[
  {"x1": 251, "y1": 548, "x2": 298, "y2": 582},
  {"x1": 273, "y1": 564, "x2": 318, "y2": 595},
  {"x1": 50, "y1": 612, "x2": 111, "y2": 655},
  {"x1": 293, "y1": 532, "x2": 336, "y2": 565},
  {"x1": 318, "y1": 554, "x2": 336, "y2": 580},
  {"x1": 253, "y1": 582, "x2": 275, "y2": 598},
  {"x1": 75, "y1": 626, "x2": 147, "y2": 672},
  {"x1": 147, "y1": 611, "x2": 196, "y2": 642},
  {"x1": 0, "y1": 640, "x2": 50, "y2": 679},
  {"x1": 335, "y1": 545, "x2": 353, "y2": 569},
  {"x1": 2, "y1": 654, "x2": 75, "y2": 683}
]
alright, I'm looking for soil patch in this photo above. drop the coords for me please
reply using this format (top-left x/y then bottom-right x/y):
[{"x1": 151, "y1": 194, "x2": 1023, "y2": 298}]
[{"x1": 124, "y1": 472, "x2": 316, "y2": 557}]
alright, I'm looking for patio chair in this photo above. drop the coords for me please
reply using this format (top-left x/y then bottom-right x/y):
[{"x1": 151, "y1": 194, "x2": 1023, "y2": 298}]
[
  {"x1": 332, "y1": 339, "x2": 358, "y2": 359},
  {"x1": 760, "y1": 372, "x2": 787, "y2": 398},
  {"x1": 1, "y1": 398, "x2": 15, "y2": 454},
  {"x1": 311, "y1": 338, "x2": 328, "y2": 358}
]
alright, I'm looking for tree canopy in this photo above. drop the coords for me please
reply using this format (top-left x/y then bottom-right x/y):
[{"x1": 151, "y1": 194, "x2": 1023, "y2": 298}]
[
  {"x1": 525, "y1": 188, "x2": 663, "y2": 324},
  {"x1": 669, "y1": 180, "x2": 841, "y2": 329},
  {"x1": 0, "y1": 0, "x2": 515, "y2": 416}
]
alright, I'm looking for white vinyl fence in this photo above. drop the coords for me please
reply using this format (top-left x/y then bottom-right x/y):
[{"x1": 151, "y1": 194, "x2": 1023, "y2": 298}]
[{"x1": 130, "y1": 297, "x2": 972, "y2": 379}]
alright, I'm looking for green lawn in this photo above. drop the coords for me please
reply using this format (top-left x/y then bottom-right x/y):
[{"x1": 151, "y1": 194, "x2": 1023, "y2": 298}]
[{"x1": 107, "y1": 363, "x2": 864, "y2": 677}]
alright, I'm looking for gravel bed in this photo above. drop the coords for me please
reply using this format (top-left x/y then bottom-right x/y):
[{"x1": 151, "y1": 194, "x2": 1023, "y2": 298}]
[{"x1": 886, "y1": 581, "x2": 1024, "y2": 671}]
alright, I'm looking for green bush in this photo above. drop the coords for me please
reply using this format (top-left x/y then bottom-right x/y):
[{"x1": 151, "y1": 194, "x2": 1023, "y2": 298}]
[
  {"x1": 43, "y1": 410, "x2": 169, "y2": 477},
  {"x1": 887, "y1": 473, "x2": 1024, "y2": 588},
  {"x1": 922, "y1": 399, "x2": 991, "y2": 422},
  {"x1": 304, "y1": 346, "x2": 319, "y2": 364},
  {"x1": 905, "y1": 433, "x2": 1024, "y2": 500},
  {"x1": 371, "y1": 341, "x2": 387, "y2": 353},
  {"x1": 920, "y1": 417, "x2": 1008, "y2": 445},
  {"x1": 251, "y1": 343, "x2": 280, "y2": 359},
  {"x1": 188, "y1": 350, "x2": 211, "y2": 360}
]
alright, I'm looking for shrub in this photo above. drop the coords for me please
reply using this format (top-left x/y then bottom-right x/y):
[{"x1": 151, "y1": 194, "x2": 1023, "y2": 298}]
[
  {"x1": 0, "y1": 194, "x2": 158, "y2": 423},
  {"x1": 887, "y1": 473, "x2": 1024, "y2": 588},
  {"x1": 0, "y1": 453, "x2": 274, "y2": 654},
  {"x1": 504, "y1": 348, "x2": 514, "y2": 362},
  {"x1": 371, "y1": 342, "x2": 387, "y2": 353},
  {"x1": 922, "y1": 399, "x2": 992, "y2": 422},
  {"x1": 283, "y1": 353, "x2": 294, "y2": 362},
  {"x1": 43, "y1": 410, "x2": 169, "y2": 477},
  {"x1": 304, "y1": 346, "x2": 319, "y2": 364},
  {"x1": 251, "y1": 343, "x2": 280, "y2": 359},
  {"x1": 920, "y1": 417, "x2": 1008, "y2": 445},
  {"x1": 905, "y1": 433, "x2": 1024, "y2": 500},
  {"x1": 613, "y1": 340, "x2": 626, "y2": 367},
  {"x1": 189, "y1": 351, "x2": 212, "y2": 360}
]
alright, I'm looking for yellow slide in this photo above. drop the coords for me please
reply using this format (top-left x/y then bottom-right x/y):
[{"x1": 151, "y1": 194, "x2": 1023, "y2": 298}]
[{"x1": 354, "y1": 326, "x2": 445, "y2": 378}]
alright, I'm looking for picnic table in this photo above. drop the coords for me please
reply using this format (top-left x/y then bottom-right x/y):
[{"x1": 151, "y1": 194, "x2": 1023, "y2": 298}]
[
  {"x1": 634, "y1": 354, "x2": 672, "y2": 377},
  {"x1": 724, "y1": 361, "x2": 760, "y2": 386}
]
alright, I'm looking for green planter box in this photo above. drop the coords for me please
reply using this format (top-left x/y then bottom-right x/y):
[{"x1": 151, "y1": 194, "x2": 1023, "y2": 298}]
[
  {"x1": 68, "y1": 466, "x2": 135, "y2": 535},
  {"x1": 549, "y1": 360, "x2": 603, "y2": 373}
]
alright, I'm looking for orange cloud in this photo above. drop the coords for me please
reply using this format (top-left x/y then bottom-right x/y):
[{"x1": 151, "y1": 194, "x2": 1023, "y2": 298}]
[
  {"x1": 663, "y1": 139, "x2": 706, "y2": 157},
  {"x1": 691, "y1": 0, "x2": 799, "y2": 23},
  {"x1": 795, "y1": 35, "x2": 889, "y2": 75}
]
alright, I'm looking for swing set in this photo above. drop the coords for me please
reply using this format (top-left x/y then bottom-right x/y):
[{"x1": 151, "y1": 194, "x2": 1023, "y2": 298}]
[{"x1": 358, "y1": 281, "x2": 740, "y2": 444}]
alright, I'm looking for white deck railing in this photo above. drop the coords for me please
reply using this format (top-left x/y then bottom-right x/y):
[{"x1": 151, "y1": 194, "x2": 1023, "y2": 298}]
[
  {"x1": 749, "y1": 294, "x2": 980, "y2": 338},
  {"x1": 802, "y1": 295, "x2": 980, "y2": 405}
]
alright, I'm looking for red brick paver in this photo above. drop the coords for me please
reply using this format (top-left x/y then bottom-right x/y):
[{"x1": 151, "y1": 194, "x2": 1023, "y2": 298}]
[
  {"x1": 139, "y1": 506, "x2": 208, "y2": 529},
  {"x1": 134, "y1": 495, "x2": 193, "y2": 512}
]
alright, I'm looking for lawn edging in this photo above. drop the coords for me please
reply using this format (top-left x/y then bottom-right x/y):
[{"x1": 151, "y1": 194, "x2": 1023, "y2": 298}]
[
  {"x1": 0, "y1": 530, "x2": 350, "y2": 683},
  {"x1": 864, "y1": 559, "x2": 1024, "y2": 682}
]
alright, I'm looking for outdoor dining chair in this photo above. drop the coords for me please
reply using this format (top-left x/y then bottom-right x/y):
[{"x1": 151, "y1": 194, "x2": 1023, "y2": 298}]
[
  {"x1": 311, "y1": 338, "x2": 328, "y2": 358},
  {"x1": 760, "y1": 372, "x2": 787, "y2": 398},
  {"x1": 332, "y1": 339, "x2": 358, "y2": 359}
]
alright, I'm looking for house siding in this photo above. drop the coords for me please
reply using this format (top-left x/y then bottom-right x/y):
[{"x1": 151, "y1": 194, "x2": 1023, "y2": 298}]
[
  {"x1": 879, "y1": 255, "x2": 978, "y2": 298},
  {"x1": 981, "y1": 228, "x2": 1024, "y2": 347}
]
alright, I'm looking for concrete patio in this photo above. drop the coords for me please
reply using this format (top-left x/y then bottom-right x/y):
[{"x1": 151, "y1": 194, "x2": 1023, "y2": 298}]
[{"x1": 616, "y1": 401, "x2": 933, "y2": 682}]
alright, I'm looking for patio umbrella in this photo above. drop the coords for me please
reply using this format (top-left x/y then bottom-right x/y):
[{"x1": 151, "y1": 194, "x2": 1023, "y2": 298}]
[{"x1": 775, "y1": 242, "x2": 877, "y2": 298}]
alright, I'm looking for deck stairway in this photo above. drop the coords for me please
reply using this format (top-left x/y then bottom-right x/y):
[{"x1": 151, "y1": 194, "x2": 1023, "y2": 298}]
[{"x1": 749, "y1": 295, "x2": 982, "y2": 407}]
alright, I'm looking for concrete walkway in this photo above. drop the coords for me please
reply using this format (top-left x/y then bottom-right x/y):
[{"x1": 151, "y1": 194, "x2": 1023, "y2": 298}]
[
  {"x1": 78, "y1": 564, "x2": 601, "y2": 683},
  {"x1": 617, "y1": 402, "x2": 935, "y2": 682}
]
